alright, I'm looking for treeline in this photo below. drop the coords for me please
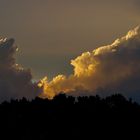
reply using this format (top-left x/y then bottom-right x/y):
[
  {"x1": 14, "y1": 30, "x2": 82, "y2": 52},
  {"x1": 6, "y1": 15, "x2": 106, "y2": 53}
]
[{"x1": 0, "y1": 94, "x2": 140, "y2": 139}]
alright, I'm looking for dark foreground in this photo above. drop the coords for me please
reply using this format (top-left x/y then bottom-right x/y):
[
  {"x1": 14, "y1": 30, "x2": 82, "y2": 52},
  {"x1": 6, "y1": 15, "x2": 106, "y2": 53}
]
[{"x1": 0, "y1": 94, "x2": 140, "y2": 139}]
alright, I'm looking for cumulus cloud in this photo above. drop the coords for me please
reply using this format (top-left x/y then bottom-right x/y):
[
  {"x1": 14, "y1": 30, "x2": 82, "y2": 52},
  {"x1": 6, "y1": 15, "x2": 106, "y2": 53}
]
[
  {"x1": 0, "y1": 38, "x2": 40, "y2": 101},
  {"x1": 38, "y1": 26, "x2": 140, "y2": 100}
]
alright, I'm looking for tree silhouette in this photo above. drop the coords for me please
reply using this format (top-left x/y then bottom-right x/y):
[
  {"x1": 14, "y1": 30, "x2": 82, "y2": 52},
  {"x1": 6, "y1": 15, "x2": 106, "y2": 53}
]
[{"x1": 0, "y1": 93, "x2": 139, "y2": 139}]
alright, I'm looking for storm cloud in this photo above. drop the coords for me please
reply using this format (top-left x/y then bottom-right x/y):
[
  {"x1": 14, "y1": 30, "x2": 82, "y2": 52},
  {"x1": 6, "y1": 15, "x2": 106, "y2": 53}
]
[
  {"x1": 0, "y1": 38, "x2": 39, "y2": 101},
  {"x1": 38, "y1": 26, "x2": 140, "y2": 101}
]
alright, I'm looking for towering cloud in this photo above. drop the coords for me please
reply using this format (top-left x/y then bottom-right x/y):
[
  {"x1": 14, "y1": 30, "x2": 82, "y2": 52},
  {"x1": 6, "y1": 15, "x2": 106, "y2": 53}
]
[
  {"x1": 0, "y1": 38, "x2": 39, "y2": 101},
  {"x1": 38, "y1": 26, "x2": 140, "y2": 100}
]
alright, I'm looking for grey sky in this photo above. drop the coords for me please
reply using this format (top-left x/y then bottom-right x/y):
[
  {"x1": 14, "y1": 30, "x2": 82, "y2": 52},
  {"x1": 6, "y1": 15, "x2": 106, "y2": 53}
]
[{"x1": 0, "y1": 0, "x2": 139, "y2": 79}]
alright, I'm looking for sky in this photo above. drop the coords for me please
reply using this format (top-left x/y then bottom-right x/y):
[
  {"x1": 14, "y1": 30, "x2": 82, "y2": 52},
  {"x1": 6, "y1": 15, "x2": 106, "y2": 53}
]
[
  {"x1": 0, "y1": 0, "x2": 140, "y2": 102},
  {"x1": 0, "y1": 0, "x2": 140, "y2": 80}
]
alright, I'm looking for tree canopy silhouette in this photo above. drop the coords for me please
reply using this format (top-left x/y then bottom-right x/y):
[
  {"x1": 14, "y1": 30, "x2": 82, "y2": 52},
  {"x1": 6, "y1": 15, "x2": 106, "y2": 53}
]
[{"x1": 0, "y1": 93, "x2": 139, "y2": 139}]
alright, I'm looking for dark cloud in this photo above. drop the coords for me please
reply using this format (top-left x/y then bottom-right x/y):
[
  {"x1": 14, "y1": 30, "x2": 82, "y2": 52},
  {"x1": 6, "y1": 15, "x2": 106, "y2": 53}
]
[{"x1": 0, "y1": 38, "x2": 40, "y2": 102}]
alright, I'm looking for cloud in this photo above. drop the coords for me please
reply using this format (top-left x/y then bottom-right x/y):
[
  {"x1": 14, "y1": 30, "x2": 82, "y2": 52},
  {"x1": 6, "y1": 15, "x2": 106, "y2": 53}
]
[
  {"x1": 38, "y1": 26, "x2": 140, "y2": 101},
  {"x1": 0, "y1": 38, "x2": 40, "y2": 101}
]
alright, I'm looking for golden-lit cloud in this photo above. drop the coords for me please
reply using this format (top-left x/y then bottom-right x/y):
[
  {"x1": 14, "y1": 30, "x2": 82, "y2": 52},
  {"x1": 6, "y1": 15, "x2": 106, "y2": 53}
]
[{"x1": 38, "y1": 26, "x2": 140, "y2": 99}]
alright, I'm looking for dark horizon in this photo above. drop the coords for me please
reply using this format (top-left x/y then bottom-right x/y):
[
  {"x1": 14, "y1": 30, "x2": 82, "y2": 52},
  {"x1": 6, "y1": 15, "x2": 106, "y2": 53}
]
[{"x1": 0, "y1": 93, "x2": 139, "y2": 139}]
